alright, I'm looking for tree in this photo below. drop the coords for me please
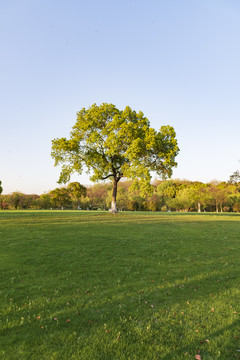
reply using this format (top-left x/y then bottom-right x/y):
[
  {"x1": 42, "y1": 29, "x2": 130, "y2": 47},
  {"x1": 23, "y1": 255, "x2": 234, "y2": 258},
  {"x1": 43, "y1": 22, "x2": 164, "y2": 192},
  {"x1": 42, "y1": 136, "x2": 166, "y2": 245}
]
[
  {"x1": 168, "y1": 188, "x2": 193, "y2": 212},
  {"x1": 0, "y1": 195, "x2": 9, "y2": 210},
  {"x1": 157, "y1": 180, "x2": 178, "y2": 210},
  {"x1": 208, "y1": 182, "x2": 229, "y2": 213},
  {"x1": 8, "y1": 192, "x2": 24, "y2": 209},
  {"x1": 187, "y1": 183, "x2": 209, "y2": 212},
  {"x1": 0, "y1": 180, "x2": 2, "y2": 195},
  {"x1": 37, "y1": 194, "x2": 52, "y2": 209},
  {"x1": 49, "y1": 188, "x2": 72, "y2": 208},
  {"x1": 229, "y1": 170, "x2": 240, "y2": 184},
  {"x1": 67, "y1": 182, "x2": 87, "y2": 208},
  {"x1": 51, "y1": 103, "x2": 179, "y2": 213},
  {"x1": 228, "y1": 193, "x2": 240, "y2": 212}
]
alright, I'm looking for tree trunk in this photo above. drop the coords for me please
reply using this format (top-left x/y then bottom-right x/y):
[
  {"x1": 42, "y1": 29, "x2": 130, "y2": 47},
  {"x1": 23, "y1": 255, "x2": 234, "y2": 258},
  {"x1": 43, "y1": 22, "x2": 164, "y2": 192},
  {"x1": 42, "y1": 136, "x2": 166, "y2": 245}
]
[
  {"x1": 197, "y1": 202, "x2": 201, "y2": 212},
  {"x1": 111, "y1": 178, "x2": 118, "y2": 213},
  {"x1": 216, "y1": 201, "x2": 218, "y2": 212}
]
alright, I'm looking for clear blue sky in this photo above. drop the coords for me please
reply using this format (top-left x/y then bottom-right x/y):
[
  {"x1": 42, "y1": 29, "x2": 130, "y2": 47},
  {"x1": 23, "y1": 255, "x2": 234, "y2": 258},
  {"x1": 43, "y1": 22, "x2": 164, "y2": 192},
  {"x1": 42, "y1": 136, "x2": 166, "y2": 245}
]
[{"x1": 1, "y1": 0, "x2": 240, "y2": 194}]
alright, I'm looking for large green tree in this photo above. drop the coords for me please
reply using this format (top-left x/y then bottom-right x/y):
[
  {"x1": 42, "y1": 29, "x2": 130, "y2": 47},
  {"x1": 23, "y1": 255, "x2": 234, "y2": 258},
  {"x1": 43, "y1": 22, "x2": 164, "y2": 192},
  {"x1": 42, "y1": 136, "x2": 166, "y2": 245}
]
[{"x1": 51, "y1": 103, "x2": 179, "y2": 212}]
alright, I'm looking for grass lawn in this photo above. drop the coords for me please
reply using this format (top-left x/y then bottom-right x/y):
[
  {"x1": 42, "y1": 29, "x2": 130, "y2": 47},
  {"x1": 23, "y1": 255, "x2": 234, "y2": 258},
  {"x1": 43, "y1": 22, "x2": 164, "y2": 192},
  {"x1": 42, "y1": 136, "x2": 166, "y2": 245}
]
[{"x1": 1, "y1": 211, "x2": 240, "y2": 359}]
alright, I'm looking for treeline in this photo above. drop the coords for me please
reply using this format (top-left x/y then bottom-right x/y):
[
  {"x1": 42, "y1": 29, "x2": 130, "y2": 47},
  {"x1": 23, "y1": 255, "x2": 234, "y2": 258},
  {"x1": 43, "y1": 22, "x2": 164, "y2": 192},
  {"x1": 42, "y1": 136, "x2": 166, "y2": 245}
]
[{"x1": 1, "y1": 178, "x2": 240, "y2": 212}]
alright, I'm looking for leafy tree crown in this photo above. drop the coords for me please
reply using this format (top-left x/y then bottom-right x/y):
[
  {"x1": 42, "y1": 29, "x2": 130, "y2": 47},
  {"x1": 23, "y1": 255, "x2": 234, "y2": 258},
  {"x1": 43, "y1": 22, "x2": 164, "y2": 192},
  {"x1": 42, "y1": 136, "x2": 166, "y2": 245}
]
[{"x1": 51, "y1": 103, "x2": 179, "y2": 194}]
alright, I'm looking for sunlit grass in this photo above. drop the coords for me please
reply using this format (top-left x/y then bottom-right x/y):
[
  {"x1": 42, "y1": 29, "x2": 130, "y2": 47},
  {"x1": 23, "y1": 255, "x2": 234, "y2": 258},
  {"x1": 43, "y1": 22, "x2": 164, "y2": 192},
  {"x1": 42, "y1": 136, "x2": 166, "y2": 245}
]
[{"x1": 1, "y1": 211, "x2": 240, "y2": 359}]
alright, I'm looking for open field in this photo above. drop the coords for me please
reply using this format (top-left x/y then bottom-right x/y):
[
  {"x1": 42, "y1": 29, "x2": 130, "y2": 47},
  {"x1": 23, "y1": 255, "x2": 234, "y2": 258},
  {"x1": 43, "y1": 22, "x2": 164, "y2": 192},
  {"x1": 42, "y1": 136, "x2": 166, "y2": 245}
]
[{"x1": 1, "y1": 211, "x2": 240, "y2": 359}]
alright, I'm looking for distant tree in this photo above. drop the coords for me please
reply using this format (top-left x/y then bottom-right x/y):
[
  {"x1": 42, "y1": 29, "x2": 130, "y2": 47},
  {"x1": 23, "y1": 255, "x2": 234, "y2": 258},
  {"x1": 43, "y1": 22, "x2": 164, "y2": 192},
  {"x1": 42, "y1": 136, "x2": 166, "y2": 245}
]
[
  {"x1": 157, "y1": 180, "x2": 177, "y2": 198},
  {"x1": 79, "y1": 196, "x2": 91, "y2": 210},
  {"x1": 49, "y1": 188, "x2": 72, "y2": 208},
  {"x1": 67, "y1": 182, "x2": 87, "y2": 208},
  {"x1": 228, "y1": 193, "x2": 240, "y2": 212},
  {"x1": 0, "y1": 194, "x2": 9, "y2": 210},
  {"x1": 208, "y1": 182, "x2": 231, "y2": 212},
  {"x1": 168, "y1": 188, "x2": 193, "y2": 211},
  {"x1": 0, "y1": 180, "x2": 2, "y2": 195},
  {"x1": 144, "y1": 194, "x2": 163, "y2": 211},
  {"x1": 8, "y1": 192, "x2": 24, "y2": 209},
  {"x1": 127, "y1": 195, "x2": 145, "y2": 211},
  {"x1": 37, "y1": 194, "x2": 52, "y2": 209},
  {"x1": 19, "y1": 194, "x2": 39, "y2": 209},
  {"x1": 157, "y1": 180, "x2": 178, "y2": 210},
  {"x1": 229, "y1": 170, "x2": 240, "y2": 185},
  {"x1": 115, "y1": 187, "x2": 129, "y2": 211},
  {"x1": 86, "y1": 183, "x2": 110, "y2": 210},
  {"x1": 51, "y1": 103, "x2": 179, "y2": 212},
  {"x1": 188, "y1": 183, "x2": 209, "y2": 212}
]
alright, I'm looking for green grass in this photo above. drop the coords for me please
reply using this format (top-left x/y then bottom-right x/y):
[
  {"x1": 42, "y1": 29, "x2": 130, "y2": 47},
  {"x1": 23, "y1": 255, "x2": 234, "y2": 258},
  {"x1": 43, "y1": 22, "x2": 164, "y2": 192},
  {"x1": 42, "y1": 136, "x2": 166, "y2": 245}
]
[{"x1": 1, "y1": 211, "x2": 240, "y2": 359}]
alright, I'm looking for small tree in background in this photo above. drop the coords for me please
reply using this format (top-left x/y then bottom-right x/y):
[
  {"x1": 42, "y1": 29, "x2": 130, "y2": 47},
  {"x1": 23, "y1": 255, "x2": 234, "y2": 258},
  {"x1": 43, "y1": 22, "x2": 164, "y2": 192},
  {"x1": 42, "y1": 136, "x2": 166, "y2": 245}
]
[
  {"x1": 67, "y1": 182, "x2": 87, "y2": 208},
  {"x1": 49, "y1": 188, "x2": 72, "y2": 209},
  {"x1": 229, "y1": 170, "x2": 240, "y2": 185},
  {"x1": 8, "y1": 192, "x2": 24, "y2": 209}
]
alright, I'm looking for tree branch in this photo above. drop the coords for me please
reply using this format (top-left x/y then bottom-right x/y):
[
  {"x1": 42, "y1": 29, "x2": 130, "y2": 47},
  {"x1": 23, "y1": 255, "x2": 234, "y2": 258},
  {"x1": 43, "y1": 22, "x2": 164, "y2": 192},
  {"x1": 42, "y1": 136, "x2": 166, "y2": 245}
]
[{"x1": 101, "y1": 174, "x2": 114, "y2": 180}]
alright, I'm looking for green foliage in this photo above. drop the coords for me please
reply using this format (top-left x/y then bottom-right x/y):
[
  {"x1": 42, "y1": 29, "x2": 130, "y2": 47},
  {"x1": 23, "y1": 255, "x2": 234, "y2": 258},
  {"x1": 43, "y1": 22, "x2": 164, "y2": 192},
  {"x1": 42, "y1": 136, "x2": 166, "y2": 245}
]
[
  {"x1": 228, "y1": 193, "x2": 240, "y2": 212},
  {"x1": 51, "y1": 103, "x2": 179, "y2": 210},
  {"x1": 157, "y1": 180, "x2": 177, "y2": 198},
  {"x1": 0, "y1": 180, "x2": 3, "y2": 195},
  {"x1": 49, "y1": 188, "x2": 72, "y2": 208},
  {"x1": 67, "y1": 182, "x2": 87, "y2": 208},
  {"x1": 67, "y1": 182, "x2": 87, "y2": 199},
  {"x1": 229, "y1": 170, "x2": 240, "y2": 185},
  {"x1": 168, "y1": 188, "x2": 193, "y2": 211},
  {"x1": 0, "y1": 195, "x2": 8, "y2": 210},
  {"x1": 8, "y1": 192, "x2": 25, "y2": 209},
  {"x1": 87, "y1": 183, "x2": 111, "y2": 210},
  {"x1": 2, "y1": 178, "x2": 239, "y2": 212},
  {"x1": 37, "y1": 194, "x2": 52, "y2": 209}
]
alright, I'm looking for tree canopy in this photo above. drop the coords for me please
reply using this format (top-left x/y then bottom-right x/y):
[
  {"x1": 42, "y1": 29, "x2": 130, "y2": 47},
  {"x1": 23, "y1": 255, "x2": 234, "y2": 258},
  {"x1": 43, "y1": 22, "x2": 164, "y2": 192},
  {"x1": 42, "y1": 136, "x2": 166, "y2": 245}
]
[
  {"x1": 51, "y1": 103, "x2": 179, "y2": 212},
  {"x1": 0, "y1": 181, "x2": 2, "y2": 195},
  {"x1": 229, "y1": 170, "x2": 240, "y2": 184}
]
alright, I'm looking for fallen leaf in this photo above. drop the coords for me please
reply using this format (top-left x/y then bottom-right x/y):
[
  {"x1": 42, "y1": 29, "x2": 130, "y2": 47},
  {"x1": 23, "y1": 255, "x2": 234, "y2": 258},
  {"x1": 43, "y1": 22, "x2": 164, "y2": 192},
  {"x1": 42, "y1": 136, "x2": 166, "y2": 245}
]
[
  {"x1": 36, "y1": 316, "x2": 41, "y2": 320},
  {"x1": 66, "y1": 319, "x2": 71, "y2": 322},
  {"x1": 195, "y1": 355, "x2": 201, "y2": 360},
  {"x1": 53, "y1": 317, "x2": 58, "y2": 321},
  {"x1": 211, "y1": 308, "x2": 214, "y2": 312}
]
